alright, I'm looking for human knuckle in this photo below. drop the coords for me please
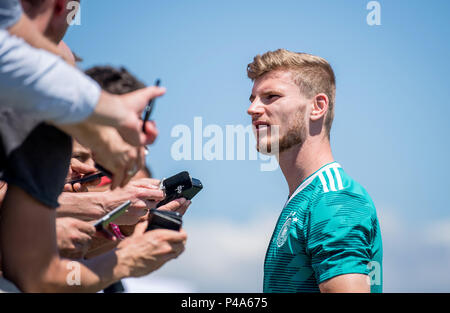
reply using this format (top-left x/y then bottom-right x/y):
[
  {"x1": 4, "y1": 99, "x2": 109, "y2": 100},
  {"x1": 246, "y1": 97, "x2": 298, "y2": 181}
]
[{"x1": 160, "y1": 243, "x2": 173, "y2": 255}]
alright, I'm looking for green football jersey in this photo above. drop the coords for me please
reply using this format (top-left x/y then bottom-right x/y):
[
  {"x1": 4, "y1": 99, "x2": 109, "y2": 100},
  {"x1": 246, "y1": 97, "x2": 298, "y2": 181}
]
[{"x1": 263, "y1": 162, "x2": 383, "y2": 293}]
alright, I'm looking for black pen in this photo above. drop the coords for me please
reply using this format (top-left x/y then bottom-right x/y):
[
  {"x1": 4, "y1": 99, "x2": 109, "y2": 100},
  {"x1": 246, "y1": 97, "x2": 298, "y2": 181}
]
[
  {"x1": 68, "y1": 172, "x2": 106, "y2": 186},
  {"x1": 142, "y1": 79, "x2": 161, "y2": 133},
  {"x1": 95, "y1": 163, "x2": 113, "y2": 178}
]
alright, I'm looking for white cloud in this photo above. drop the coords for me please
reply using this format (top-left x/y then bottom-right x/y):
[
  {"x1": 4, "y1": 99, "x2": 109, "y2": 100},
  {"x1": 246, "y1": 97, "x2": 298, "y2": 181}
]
[
  {"x1": 424, "y1": 220, "x2": 450, "y2": 246},
  {"x1": 376, "y1": 205, "x2": 406, "y2": 238}
]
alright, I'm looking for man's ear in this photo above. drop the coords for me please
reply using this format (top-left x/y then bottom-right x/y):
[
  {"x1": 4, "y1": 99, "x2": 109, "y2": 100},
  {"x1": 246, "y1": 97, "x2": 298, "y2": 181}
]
[
  {"x1": 310, "y1": 93, "x2": 329, "y2": 122},
  {"x1": 53, "y1": 0, "x2": 66, "y2": 16}
]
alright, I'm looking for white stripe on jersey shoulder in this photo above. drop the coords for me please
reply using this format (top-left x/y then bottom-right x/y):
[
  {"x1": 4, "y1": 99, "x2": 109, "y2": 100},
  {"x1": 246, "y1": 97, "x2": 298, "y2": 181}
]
[
  {"x1": 286, "y1": 162, "x2": 342, "y2": 206},
  {"x1": 332, "y1": 166, "x2": 344, "y2": 190},
  {"x1": 325, "y1": 168, "x2": 337, "y2": 192},
  {"x1": 320, "y1": 163, "x2": 344, "y2": 193}
]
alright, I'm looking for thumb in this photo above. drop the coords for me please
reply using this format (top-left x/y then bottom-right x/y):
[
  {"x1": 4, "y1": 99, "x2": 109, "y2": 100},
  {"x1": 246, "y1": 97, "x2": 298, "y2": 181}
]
[
  {"x1": 132, "y1": 86, "x2": 166, "y2": 112},
  {"x1": 133, "y1": 220, "x2": 149, "y2": 236},
  {"x1": 71, "y1": 159, "x2": 97, "y2": 175}
]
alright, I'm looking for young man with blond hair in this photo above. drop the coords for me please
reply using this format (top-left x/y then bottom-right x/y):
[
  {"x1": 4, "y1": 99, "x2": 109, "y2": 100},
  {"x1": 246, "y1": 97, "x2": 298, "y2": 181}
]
[{"x1": 247, "y1": 49, "x2": 382, "y2": 293}]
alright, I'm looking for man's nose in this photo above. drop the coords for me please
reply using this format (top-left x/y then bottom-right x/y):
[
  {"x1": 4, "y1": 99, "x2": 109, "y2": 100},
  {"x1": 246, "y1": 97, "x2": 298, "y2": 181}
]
[{"x1": 247, "y1": 100, "x2": 265, "y2": 116}]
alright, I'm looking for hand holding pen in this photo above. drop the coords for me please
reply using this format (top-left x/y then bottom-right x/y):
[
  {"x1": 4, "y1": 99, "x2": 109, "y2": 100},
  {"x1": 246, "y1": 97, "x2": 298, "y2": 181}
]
[
  {"x1": 142, "y1": 79, "x2": 161, "y2": 133},
  {"x1": 84, "y1": 79, "x2": 163, "y2": 190}
]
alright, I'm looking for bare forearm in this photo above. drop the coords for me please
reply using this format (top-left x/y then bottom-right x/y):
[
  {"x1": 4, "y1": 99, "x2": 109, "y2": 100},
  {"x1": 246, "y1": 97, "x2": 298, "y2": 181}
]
[
  {"x1": 79, "y1": 250, "x2": 129, "y2": 292},
  {"x1": 84, "y1": 92, "x2": 127, "y2": 129},
  {"x1": 0, "y1": 185, "x2": 127, "y2": 292},
  {"x1": 85, "y1": 236, "x2": 119, "y2": 259},
  {"x1": 57, "y1": 192, "x2": 106, "y2": 221},
  {"x1": 56, "y1": 251, "x2": 128, "y2": 293},
  {"x1": 13, "y1": 252, "x2": 128, "y2": 293},
  {"x1": 1, "y1": 220, "x2": 125, "y2": 292}
]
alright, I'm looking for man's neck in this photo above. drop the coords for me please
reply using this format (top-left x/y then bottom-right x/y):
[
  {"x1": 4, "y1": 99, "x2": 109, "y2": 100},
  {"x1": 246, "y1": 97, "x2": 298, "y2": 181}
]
[{"x1": 278, "y1": 137, "x2": 334, "y2": 197}]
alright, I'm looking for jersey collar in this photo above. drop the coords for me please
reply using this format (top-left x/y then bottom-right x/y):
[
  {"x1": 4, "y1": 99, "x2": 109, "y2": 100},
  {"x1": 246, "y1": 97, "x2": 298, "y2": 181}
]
[{"x1": 284, "y1": 162, "x2": 341, "y2": 207}]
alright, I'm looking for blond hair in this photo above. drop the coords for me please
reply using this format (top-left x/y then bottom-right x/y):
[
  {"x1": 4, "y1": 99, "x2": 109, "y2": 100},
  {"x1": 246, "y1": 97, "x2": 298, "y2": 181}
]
[{"x1": 247, "y1": 49, "x2": 336, "y2": 138}]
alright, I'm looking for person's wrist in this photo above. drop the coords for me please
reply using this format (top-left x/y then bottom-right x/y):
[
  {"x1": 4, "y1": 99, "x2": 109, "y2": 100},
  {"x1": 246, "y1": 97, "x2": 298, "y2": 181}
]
[
  {"x1": 88, "y1": 92, "x2": 128, "y2": 128},
  {"x1": 102, "y1": 189, "x2": 124, "y2": 213},
  {"x1": 98, "y1": 192, "x2": 109, "y2": 215},
  {"x1": 82, "y1": 192, "x2": 108, "y2": 219},
  {"x1": 114, "y1": 246, "x2": 133, "y2": 279}
]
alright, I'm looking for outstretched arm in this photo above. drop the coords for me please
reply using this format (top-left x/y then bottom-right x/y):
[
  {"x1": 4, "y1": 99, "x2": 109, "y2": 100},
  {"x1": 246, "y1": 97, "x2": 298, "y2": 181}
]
[{"x1": 0, "y1": 185, "x2": 186, "y2": 292}]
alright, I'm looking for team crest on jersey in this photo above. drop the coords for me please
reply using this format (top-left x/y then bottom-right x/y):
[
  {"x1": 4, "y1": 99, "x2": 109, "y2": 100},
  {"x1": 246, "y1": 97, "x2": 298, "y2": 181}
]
[{"x1": 276, "y1": 212, "x2": 296, "y2": 248}]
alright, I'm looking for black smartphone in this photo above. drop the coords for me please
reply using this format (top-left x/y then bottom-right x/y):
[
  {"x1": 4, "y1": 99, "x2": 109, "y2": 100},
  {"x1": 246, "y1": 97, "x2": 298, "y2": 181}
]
[
  {"x1": 94, "y1": 200, "x2": 132, "y2": 232},
  {"x1": 156, "y1": 171, "x2": 203, "y2": 208},
  {"x1": 147, "y1": 209, "x2": 183, "y2": 231},
  {"x1": 142, "y1": 79, "x2": 161, "y2": 133}
]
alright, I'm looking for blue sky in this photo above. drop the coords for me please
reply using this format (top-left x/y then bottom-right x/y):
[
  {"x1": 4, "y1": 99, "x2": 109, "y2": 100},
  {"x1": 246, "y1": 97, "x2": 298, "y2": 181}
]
[{"x1": 66, "y1": 0, "x2": 450, "y2": 292}]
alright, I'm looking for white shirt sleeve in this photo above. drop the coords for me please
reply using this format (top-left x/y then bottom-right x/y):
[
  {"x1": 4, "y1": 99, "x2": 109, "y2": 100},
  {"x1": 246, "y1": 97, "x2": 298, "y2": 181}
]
[
  {"x1": 0, "y1": 30, "x2": 101, "y2": 124},
  {"x1": 0, "y1": 0, "x2": 22, "y2": 29}
]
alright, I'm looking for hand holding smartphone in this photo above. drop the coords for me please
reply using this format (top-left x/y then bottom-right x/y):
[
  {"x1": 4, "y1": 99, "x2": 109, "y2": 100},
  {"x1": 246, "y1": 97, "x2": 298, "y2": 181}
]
[
  {"x1": 147, "y1": 209, "x2": 183, "y2": 231},
  {"x1": 156, "y1": 171, "x2": 203, "y2": 208},
  {"x1": 94, "y1": 200, "x2": 132, "y2": 233},
  {"x1": 146, "y1": 171, "x2": 203, "y2": 232}
]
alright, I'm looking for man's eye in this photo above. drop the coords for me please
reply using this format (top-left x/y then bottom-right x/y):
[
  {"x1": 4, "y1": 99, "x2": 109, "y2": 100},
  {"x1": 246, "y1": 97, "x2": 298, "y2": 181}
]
[
  {"x1": 267, "y1": 94, "x2": 280, "y2": 100},
  {"x1": 73, "y1": 155, "x2": 87, "y2": 162}
]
